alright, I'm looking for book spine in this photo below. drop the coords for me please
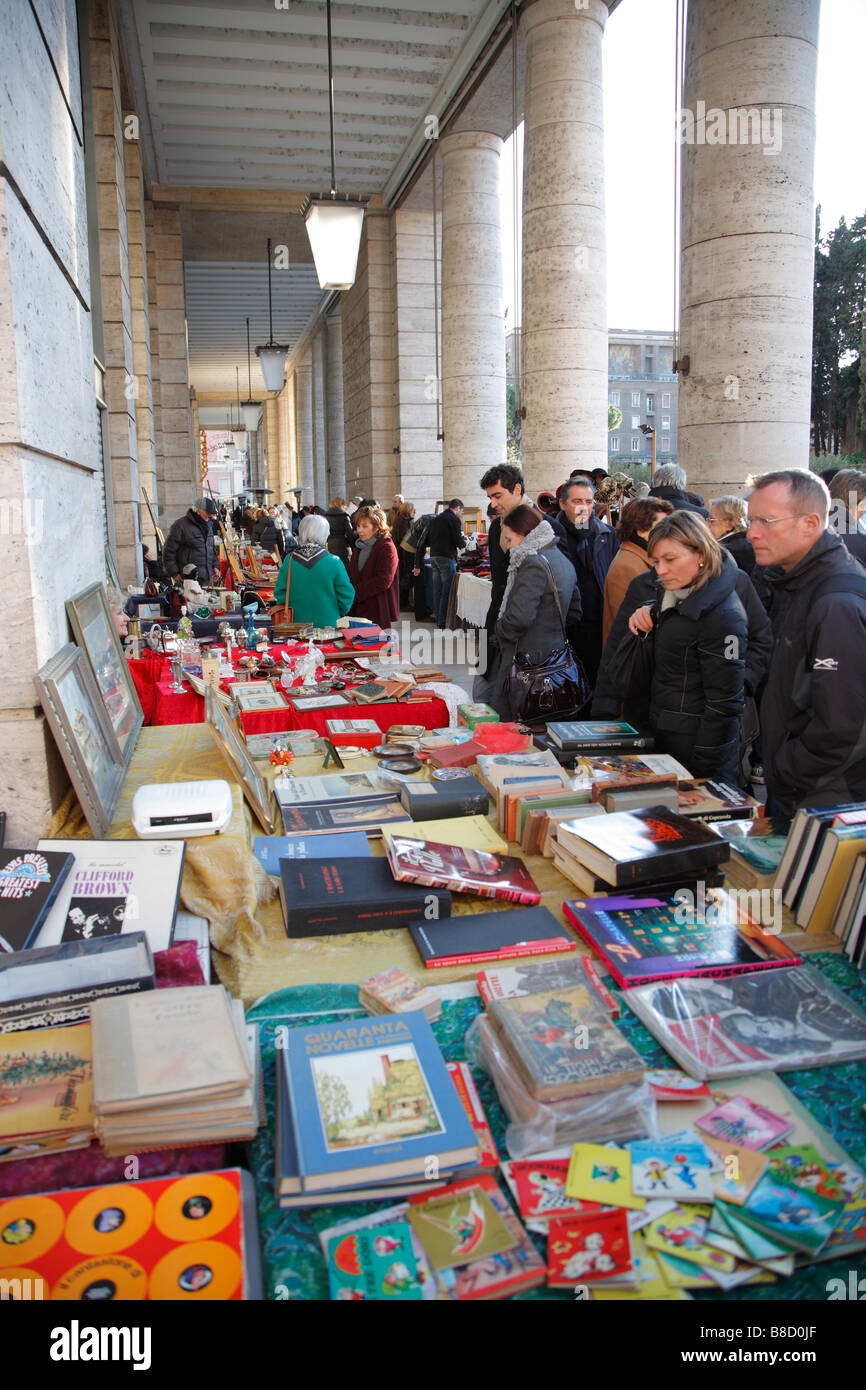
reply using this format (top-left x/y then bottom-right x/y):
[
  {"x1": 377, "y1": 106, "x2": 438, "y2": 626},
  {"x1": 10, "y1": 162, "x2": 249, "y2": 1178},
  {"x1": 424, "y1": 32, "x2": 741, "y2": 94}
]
[
  {"x1": 421, "y1": 937, "x2": 576, "y2": 969},
  {"x1": 580, "y1": 958, "x2": 621, "y2": 1018},
  {"x1": 612, "y1": 843, "x2": 726, "y2": 886},
  {"x1": 556, "y1": 738, "x2": 654, "y2": 752},
  {"x1": 615, "y1": 954, "x2": 802, "y2": 990}
]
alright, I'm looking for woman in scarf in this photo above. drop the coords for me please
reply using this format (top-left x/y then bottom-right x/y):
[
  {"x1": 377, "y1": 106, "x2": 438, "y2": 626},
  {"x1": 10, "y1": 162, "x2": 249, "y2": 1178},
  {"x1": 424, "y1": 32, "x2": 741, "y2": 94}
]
[
  {"x1": 272, "y1": 513, "x2": 354, "y2": 626},
  {"x1": 348, "y1": 506, "x2": 400, "y2": 626},
  {"x1": 492, "y1": 505, "x2": 583, "y2": 720}
]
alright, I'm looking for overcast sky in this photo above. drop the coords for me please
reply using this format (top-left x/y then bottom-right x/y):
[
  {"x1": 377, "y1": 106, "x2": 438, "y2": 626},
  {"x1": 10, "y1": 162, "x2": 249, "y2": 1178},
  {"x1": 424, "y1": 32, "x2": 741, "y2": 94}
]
[{"x1": 501, "y1": 0, "x2": 866, "y2": 332}]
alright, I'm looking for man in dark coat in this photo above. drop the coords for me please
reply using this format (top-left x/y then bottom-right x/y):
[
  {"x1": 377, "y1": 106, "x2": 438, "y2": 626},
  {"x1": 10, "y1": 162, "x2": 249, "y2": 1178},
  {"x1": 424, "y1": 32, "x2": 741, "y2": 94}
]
[
  {"x1": 746, "y1": 468, "x2": 866, "y2": 817},
  {"x1": 648, "y1": 463, "x2": 708, "y2": 517},
  {"x1": 162, "y1": 497, "x2": 219, "y2": 584},
  {"x1": 473, "y1": 464, "x2": 526, "y2": 701},
  {"x1": 551, "y1": 476, "x2": 619, "y2": 685},
  {"x1": 414, "y1": 499, "x2": 466, "y2": 628}
]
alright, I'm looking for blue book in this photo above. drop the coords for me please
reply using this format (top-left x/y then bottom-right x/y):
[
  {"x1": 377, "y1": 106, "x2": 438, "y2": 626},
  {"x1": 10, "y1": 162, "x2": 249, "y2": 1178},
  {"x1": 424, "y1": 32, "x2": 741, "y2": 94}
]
[
  {"x1": 253, "y1": 832, "x2": 371, "y2": 876},
  {"x1": 285, "y1": 1011, "x2": 478, "y2": 1193}
]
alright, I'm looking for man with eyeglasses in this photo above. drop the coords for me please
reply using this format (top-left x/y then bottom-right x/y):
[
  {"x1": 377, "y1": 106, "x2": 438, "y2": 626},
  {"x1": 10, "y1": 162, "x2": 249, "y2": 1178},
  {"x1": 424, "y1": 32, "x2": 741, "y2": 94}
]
[{"x1": 747, "y1": 469, "x2": 866, "y2": 816}]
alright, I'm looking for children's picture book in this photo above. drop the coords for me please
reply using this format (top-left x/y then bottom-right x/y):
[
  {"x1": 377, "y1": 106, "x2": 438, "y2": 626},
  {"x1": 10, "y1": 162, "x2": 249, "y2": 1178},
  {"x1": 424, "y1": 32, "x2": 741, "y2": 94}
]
[
  {"x1": 386, "y1": 836, "x2": 541, "y2": 906},
  {"x1": 508, "y1": 1158, "x2": 602, "y2": 1222},
  {"x1": 407, "y1": 1183, "x2": 516, "y2": 1269},
  {"x1": 591, "y1": 1231, "x2": 689, "y2": 1301},
  {"x1": 643, "y1": 1208, "x2": 736, "y2": 1272},
  {"x1": 644, "y1": 1069, "x2": 712, "y2": 1103},
  {"x1": 622, "y1": 964, "x2": 866, "y2": 1080},
  {"x1": 564, "y1": 1143, "x2": 646, "y2": 1211},
  {"x1": 701, "y1": 1135, "x2": 768, "y2": 1206},
  {"x1": 629, "y1": 1138, "x2": 713, "y2": 1201},
  {"x1": 445, "y1": 1062, "x2": 498, "y2": 1173},
  {"x1": 318, "y1": 1203, "x2": 437, "y2": 1300},
  {"x1": 765, "y1": 1144, "x2": 845, "y2": 1201},
  {"x1": 360, "y1": 967, "x2": 442, "y2": 1022},
  {"x1": 547, "y1": 1207, "x2": 633, "y2": 1286},
  {"x1": 477, "y1": 955, "x2": 620, "y2": 1018},
  {"x1": 487, "y1": 987, "x2": 645, "y2": 1101},
  {"x1": 736, "y1": 1171, "x2": 846, "y2": 1256},
  {"x1": 696, "y1": 1095, "x2": 793, "y2": 1151},
  {"x1": 325, "y1": 1220, "x2": 424, "y2": 1300},
  {"x1": 426, "y1": 1176, "x2": 547, "y2": 1300},
  {"x1": 563, "y1": 891, "x2": 799, "y2": 989}
]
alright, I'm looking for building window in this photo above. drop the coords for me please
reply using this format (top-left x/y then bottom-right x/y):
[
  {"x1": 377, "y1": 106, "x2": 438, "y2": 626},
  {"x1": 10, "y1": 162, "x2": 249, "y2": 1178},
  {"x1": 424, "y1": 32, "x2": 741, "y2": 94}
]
[
  {"x1": 609, "y1": 391, "x2": 620, "y2": 406},
  {"x1": 610, "y1": 437, "x2": 620, "y2": 452},
  {"x1": 661, "y1": 436, "x2": 670, "y2": 451},
  {"x1": 631, "y1": 392, "x2": 640, "y2": 408},
  {"x1": 662, "y1": 417, "x2": 670, "y2": 431},
  {"x1": 646, "y1": 395, "x2": 655, "y2": 413},
  {"x1": 662, "y1": 392, "x2": 671, "y2": 408},
  {"x1": 631, "y1": 437, "x2": 640, "y2": 451},
  {"x1": 631, "y1": 414, "x2": 640, "y2": 429}
]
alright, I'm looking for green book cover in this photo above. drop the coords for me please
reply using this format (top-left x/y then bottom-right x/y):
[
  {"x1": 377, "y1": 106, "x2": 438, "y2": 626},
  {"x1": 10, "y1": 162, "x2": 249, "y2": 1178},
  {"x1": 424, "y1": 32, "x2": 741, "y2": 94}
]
[{"x1": 325, "y1": 1221, "x2": 423, "y2": 1300}]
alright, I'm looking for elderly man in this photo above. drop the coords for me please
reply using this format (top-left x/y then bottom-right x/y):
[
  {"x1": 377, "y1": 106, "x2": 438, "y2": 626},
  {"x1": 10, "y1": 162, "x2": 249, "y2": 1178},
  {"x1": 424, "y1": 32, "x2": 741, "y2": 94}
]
[{"x1": 162, "y1": 497, "x2": 220, "y2": 585}]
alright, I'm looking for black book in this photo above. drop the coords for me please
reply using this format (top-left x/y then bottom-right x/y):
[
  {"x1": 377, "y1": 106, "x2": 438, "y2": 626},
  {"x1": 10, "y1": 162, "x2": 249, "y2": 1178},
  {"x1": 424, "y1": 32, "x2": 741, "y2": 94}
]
[
  {"x1": 556, "y1": 805, "x2": 729, "y2": 888},
  {"x1": 278, "y1": 857, "x2": 451, "y2": 938},
  {"x1": 0, "y1": 850, "x2": 73, "y2": 953},
  {"x1": 409, "y1": 905, "x2": 574, "y2": 969},
  {"x1": 0, "y1": 932, "x2": 155, "y2": 1032},
  {"x1": 398, "y1": 775, "x2": 489, "y2": 821}
]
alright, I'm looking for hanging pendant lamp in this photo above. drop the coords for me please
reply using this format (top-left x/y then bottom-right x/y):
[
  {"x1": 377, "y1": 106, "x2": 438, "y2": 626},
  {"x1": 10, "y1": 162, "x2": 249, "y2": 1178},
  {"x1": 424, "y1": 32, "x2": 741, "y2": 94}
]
[
  {"x1": 240, "y1": 317, "x2": 262, "y2": 431},
  {"x1": 255, "y1": 238, "x2": 289, "y2": 391},
  {"x1": 231, "y1": 368, "x2": 248, "y2": 451}
]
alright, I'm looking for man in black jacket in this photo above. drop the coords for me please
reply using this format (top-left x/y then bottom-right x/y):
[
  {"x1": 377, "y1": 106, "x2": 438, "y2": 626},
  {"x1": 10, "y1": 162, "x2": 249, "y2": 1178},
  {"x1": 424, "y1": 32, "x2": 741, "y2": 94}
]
[
  {"x1": 472, "y1": 464, "x2": 526, "y2": 700},
  {"x1": 746, "y1": 469, "x2": 866, "y2": 816},
  {"x1": 162, "y1": 497, "x2": 219, "y2": 584},
  {"x1": 552, "y1": 477, "x2": 619, "y2": 685},
  {"x1": 414, "y1": 499, "x2": 465, "y2": 628}
]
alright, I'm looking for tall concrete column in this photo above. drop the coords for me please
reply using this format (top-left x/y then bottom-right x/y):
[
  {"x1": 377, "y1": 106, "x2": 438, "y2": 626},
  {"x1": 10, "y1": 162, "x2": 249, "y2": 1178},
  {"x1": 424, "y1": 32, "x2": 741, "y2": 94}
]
[
  {"x1": 90, "y1": 5, "x2": 141, "y2": 586},
  {"x1": 153, "y1": 204, "x2": 195, "y2": 522},
  {"x1": 520, "y1": 0, "x2": 608, "y2": 492},
  {"x1": 262, "y1": 398, "x2": 279, "y2": 492},
  {"x1": 678, "y1": 0, "x2": 819, "y2": 496},
  {"x1": 145, "y1": 199, "x2": 163, "y2": 506},
  {"x1": 284, "y1": 380, "x2": 298, "y2": 497},
  {"x1": 325, "y1": 311, "x2": 346, "y2": 500},
  {"x1": 391, "y1": 209, "x2": 443, "y2": 516},
  {"x1": 295, "y1": 359, "x2": 315, "y2": 505},
  {"x1": 440, "y1": 131, "x2": 506, "y2": 507},
  {"x1": 312, "y1": 330, "x2": 328, "y2": 506}
]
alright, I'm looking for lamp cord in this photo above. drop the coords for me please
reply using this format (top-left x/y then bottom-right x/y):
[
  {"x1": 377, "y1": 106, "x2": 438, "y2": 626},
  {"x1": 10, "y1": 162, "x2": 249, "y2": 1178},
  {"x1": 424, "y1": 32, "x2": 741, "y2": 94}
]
[{"x1": 327, "y1": 0, "x2": 337, "y2": 196}]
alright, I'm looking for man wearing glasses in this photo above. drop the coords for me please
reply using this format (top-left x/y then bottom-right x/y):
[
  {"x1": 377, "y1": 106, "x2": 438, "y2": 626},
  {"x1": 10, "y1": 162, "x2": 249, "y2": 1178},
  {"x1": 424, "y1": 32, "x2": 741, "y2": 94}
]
[{"x1": 747, "y1": 469, "x2": 866, "y2": 816}]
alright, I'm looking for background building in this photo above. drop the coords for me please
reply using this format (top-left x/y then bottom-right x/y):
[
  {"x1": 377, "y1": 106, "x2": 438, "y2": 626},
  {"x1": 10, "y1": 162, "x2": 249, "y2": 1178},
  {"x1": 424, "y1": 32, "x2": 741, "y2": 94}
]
[{"x1": 607, "y1": 329, "x2": 678, "y2": 469}]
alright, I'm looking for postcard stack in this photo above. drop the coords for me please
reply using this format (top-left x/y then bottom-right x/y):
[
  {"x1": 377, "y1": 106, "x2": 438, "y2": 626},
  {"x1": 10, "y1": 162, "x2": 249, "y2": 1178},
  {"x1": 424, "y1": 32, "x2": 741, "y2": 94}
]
[
  {"x1": 0, "y1": 1020, "x2": 95, "y2": 1160},
  {"x1": 90, "y1": 986, "x2": 258, "y2": 1154},
  {"x1": 274, "y1": 1011, "x2": 481, "y2": 1207}
]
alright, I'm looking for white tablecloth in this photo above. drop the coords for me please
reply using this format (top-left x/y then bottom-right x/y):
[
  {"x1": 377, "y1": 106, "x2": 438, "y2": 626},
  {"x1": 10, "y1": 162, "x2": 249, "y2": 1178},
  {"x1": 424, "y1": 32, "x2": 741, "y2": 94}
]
[{"x1": 456, "y1": 572, "x2": 492, "y2": 628}]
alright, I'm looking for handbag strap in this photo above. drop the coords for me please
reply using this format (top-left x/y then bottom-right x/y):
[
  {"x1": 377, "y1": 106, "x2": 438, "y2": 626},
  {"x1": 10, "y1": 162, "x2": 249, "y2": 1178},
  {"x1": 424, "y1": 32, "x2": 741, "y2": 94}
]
[{"x1": 538, "y1": 555, "x2": 568, "y2": 640}]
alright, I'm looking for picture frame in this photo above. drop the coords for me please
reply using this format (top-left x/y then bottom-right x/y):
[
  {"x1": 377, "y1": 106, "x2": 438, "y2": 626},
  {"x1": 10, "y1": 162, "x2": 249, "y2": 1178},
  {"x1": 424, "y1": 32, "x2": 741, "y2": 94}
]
[
  {"x1": 104, "y1": 545, "x2": 121, "y2": 594},
  {"x1": 66, "y1": 582, "x2": 143, "y2": 772},
  {"x1": 204, "y1": 684, "x2": 276, "y2": 833},
  {"x1": 34, "y1": 644, "x2": 127, "y2": 837},
  {"x1": 235, "y1": 689, "x2": 288, "y2": 713},
  {"x1": 227, "y1": 679, "x2": 273, "y2": 698}
]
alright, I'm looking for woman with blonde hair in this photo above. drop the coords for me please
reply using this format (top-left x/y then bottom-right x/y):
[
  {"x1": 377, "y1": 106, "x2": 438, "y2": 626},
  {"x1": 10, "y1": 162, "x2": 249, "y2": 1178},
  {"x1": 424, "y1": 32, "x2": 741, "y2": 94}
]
[
  {"x1": 707, "y1": 494, "x2": 755, "y2": 574},
  {"x1": 348, "y1": 505, "x2": 400, "y2": 626},
  {"x1": 625, "y1": 511, "x2": 747, "y2": 781}
]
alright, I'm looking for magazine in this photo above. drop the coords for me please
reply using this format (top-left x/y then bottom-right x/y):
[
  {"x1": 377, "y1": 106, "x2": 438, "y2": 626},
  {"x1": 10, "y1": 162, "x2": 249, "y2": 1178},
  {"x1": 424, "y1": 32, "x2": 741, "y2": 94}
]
[{"x1": 624, "y1": 964, "x2": 866, "y2": 1080}]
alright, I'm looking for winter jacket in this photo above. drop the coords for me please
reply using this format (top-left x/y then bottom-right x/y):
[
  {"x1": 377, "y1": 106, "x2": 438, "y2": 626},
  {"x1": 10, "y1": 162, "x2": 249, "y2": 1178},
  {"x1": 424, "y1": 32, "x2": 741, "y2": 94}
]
[
  {"x1": 348, "y1": 534, "x2": 400, "y2": 627},
  {"x1": 648, "y1": 484, "x2": 708, "y2": 517},
  {"x1": 720, "y1": 529, "x2": 756, "y2": 575},
  {"x1": 252, "y1": 515, "x2": 281, "y2": 554},
  {"x1": 273, "y1": 545, "x2": 355, "y2": 627},
  {"x1": 416, "y1": 509, "x2": 466, "y2": 565},
  {"x1": 162, "y1": 509, "x2": 215, "y2": 584},
  {"x1": 492, "y1": 541, "x2": 582, "y2": 720},
  {"x1": 325, "y1": 507, "x2": 354, "y2": 564},
  {"x1": 552, "y1": 511, "x2": 619, "y2": 628},
  {"x1": 603, "y1": 539, "x2": 654, "y2": 643},
  {"x1": 755, "y1": 531, "x2": 866, "y2": 816}
]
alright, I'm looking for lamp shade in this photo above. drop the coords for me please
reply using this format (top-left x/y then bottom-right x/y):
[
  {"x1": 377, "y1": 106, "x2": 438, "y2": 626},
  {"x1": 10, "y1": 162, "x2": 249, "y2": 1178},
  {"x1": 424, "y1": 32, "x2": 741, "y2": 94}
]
[
  {"x1": 255, "y1": 345, "x2": 288, "y2": 392},
  {"x1": 304, "y1": 199, "x2": 365, "y2": 290},
  {"x1": 240, "y1": 402, "x2": 262, "y2": 433},
  {"x1": 231, "y1": 429, "x2": 247, "y2": 451}
]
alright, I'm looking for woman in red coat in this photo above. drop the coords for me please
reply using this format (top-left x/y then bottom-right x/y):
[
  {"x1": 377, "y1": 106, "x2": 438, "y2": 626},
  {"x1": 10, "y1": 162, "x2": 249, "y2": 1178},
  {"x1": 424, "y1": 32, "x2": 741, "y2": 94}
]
[{"x1": 347, "y1": 506, "x2": 400, "y2": 627}]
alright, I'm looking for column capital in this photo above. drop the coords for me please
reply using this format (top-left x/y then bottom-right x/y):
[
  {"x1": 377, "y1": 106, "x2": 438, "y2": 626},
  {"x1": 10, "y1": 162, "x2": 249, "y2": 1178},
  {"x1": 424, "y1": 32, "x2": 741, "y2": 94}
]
[
  {"x1": 439, "y1": 130, "x2": 504, "y2": 157},
  {"x1": 520, "y1": 0, "x2": 608, "y2": 35}
]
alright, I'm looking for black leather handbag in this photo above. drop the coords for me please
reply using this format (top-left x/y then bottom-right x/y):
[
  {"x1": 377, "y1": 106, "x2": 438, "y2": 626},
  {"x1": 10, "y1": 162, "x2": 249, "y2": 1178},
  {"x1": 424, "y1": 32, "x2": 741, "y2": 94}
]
[{"x1": 508, "y1": 557, "x2": 591, "y2": 725}]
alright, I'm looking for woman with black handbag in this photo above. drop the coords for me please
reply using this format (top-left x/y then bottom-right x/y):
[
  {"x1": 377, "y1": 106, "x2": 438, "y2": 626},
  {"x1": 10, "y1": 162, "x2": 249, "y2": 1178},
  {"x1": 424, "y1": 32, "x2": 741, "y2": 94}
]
[{"x1": 492, "y1": 505, "x2": 588, "y2": 723}]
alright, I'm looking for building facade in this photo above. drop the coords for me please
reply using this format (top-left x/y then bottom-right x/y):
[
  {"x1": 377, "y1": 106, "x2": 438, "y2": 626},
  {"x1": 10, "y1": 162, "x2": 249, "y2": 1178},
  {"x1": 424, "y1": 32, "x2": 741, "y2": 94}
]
[{"x1": 607, "y1": 330, "x2": 678, "y2": 469}]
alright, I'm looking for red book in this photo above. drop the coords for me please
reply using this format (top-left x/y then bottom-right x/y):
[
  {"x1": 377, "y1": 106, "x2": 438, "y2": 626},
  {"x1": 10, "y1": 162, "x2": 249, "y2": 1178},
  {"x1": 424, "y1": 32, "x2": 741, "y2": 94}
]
[
  {"x1": 387, "y1": 836, "x2": 541, "y2": 905},
  {"x1": 428, "y1": 741, "x2": 483, "y2": 769},
  {"x1": 547, "y1": 1208, "x2": 633, "y2": 1287},
  {"x1": 446, "y1": 1062, "x2": 498, "y2": 1173}
]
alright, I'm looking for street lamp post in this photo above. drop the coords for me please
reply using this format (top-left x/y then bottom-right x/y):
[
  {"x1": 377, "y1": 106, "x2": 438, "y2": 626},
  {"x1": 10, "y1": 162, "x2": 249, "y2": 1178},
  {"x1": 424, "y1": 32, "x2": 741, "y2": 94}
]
[{"x1": 639, "y1": 424, "x2": 656, "y2": 479}]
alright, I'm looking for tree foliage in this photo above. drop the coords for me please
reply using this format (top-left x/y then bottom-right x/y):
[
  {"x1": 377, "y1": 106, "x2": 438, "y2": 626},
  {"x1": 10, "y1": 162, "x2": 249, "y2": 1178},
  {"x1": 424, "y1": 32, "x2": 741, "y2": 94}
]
[
  {"x1": 811, "y1": 207, "x2": 866, "y2": 455},
  {"x1": 608, "y1": 403, "x2": 622, "y2": 431}
]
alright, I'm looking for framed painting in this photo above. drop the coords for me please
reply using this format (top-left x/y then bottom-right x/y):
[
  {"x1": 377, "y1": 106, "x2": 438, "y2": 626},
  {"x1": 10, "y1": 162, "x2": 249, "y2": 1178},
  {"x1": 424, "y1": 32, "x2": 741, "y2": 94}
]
[
  {"x1": 35, "y1": 645, "x2": 127, "y2": 836},
  {"x1": 205, "y1": 684, "x2": 276, "y2": 833},
  {"x1": 66, "y1": 582, "x2": 143, "y2": 772}
]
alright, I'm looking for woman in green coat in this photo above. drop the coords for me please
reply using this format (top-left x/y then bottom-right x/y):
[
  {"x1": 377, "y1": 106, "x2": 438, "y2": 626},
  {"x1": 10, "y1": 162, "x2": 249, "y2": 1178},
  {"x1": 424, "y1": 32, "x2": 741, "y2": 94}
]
[{"x1": 273, "y1": 514, "x2": 355, "y2": 626}]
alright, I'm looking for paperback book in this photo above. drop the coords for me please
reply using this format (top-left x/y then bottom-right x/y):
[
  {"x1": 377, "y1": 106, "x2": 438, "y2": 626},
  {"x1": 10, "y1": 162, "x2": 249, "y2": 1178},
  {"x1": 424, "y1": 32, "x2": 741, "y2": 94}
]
[
  {"x1": 546, "y1": 720, "x2": 653, "y2": 752},
  {"x1": 547, "y1": 1207, "x2": 634, "y2": 1286},
  {"x1": 386, "y1": 837, "x2": 542, "y2": 906},
  {"x1": 476, "y1": 955, "x2": 620, "y2": 1018},
  {"x1": 278, "y1": 799, "x2": 411, "y2": 838},
  {"x1": 253, "y1": 831, "x2": 370, "y2": 875},
  {"x1": 408, "y1": 905, "x2": 576, "y2": 970}
]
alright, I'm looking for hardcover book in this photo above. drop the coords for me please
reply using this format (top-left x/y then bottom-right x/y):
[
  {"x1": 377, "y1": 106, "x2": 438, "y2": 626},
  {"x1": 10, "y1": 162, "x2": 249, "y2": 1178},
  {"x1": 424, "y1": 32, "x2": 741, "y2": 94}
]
[
  {"x1": 36, "y1": 839, "x2": 185, "y2": 954},
  {"x1": 555, "y1": 806, "x2": 729, "y2": 888},
  {"x1": 278, "y1": 799, "x2": 411, "y2": 838},
  {"x1": 487, "y1": 986, "x2": 645, "y2": 1100},
  {"x1": 278, "y1": 857, "x2": 451, "y2": 937},
  {"x1": 284, "y1": 1010, "x2": 478, "y2": 1192},
  {"x1": 253, "y1": 831, "x2": 370, "y2": 875},
  {"x1": 562, "y1": 890, "x2": 800, "y2": 989},
  {"x1": 386, "y1": 837, "x2": 541, "y2": 906},
  {"x1": 324, "y1": 718, "x2": 382, "y2": 748},
  {"x1": 408, "y1": 905, "x2": 576, "y2": 970},
  {"x1": 407, "y1": 1183, "x2": 516, "y2": 1269},
  {"x1": 0, "y1": 850, "x2": 73, "y2": 953},
  {"x1": 429, "y1": 1176, "x2": 546, "y2": 1299},
  {"x1": 398, "y1": 775, "x2": 489, "y2": 821},
  {"x1": 428, "y1": 740, "x2": 484, "y2": 770},
  {"x1": 273, "y1": 771, "x2": 392, "y2": 808},
  {"x1": 547, "y1": 720, "x2": 652, "y2": 751}
]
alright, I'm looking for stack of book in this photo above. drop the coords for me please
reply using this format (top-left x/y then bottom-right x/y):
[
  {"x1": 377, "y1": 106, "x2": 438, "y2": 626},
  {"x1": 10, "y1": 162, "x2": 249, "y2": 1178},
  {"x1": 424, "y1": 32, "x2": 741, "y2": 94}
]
[
  {"x1": 545, "y1": 720, "x2": 655, "y2": 753},
  {"x1": 475, "y1": 750, "x2": 574, "y2": 834},
  {"x1": 674, "y1": 780, "x2": 762, "y2": 824},
  {"x1": 273, "y1": 770, "x2": 411, "y2": 837},
  {"x1": 552, "y1": 804, "x2": 729, "y2": 897},
  {"x1": 352, "y1": 676, "x2": 415, "y2": 704},
  {"x1": 274, "y1": 1011, "x2": 480, "y2": 1206},
  {"x1": 775, "y1": 803, "x2": 866, "y2": 942},
  {"x1": 359, "y1": 967, "x2": 442, "y2": 1022},
  {"x1": 90, "y1": 986, "x2": 258, "y2": 1154},
  {"x1": 0, "y1": 1020, "x2": 94, "y2": 1160}
]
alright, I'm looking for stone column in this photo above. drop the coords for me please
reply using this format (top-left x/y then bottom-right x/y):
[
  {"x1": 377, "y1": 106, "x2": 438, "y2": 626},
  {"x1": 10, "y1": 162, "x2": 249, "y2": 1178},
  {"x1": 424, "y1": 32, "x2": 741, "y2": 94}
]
[
  {"x1": 262, "y1": 398, "x2": 279, "y2": 492},
  {"x1": 284, "y1": 379, "x2": 298, "y2": 497},
  {"x1": 295, "y1": 359, "x2": 315, "y2": 505},
  {"x1": 678, "y1": 0, "x2": 819, "y2": 496},
  {"x1": 153, "y1": 204, "x2": 195, "y2": 523},
  {"x1": 312, "y1": 330, "x2": 328, "y2": 505},
  {"x1": 325, "y1": 310, "x2": 346, "y2": 500},
  {"x1": 391, "y1": 209, "x2": 443, "y2": 517},
  {"x1": 124, "y1": 135, "x2": 157, "y2": 555},
  {"x1": 90, "y1": 5, "x2": 141, "y2": 586},
  {"x1": 440, "y1": 131, "x2": 506, "y2": 508},
  {"x1": 340, "y1": 209, "x2": 396, "y2": 503},
  {"x1": 520, "y1": 0, "x2": 608, "y2": 492},
  {"x1": 145, "y1": 199, "x2": 163, "y2": 508}
]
